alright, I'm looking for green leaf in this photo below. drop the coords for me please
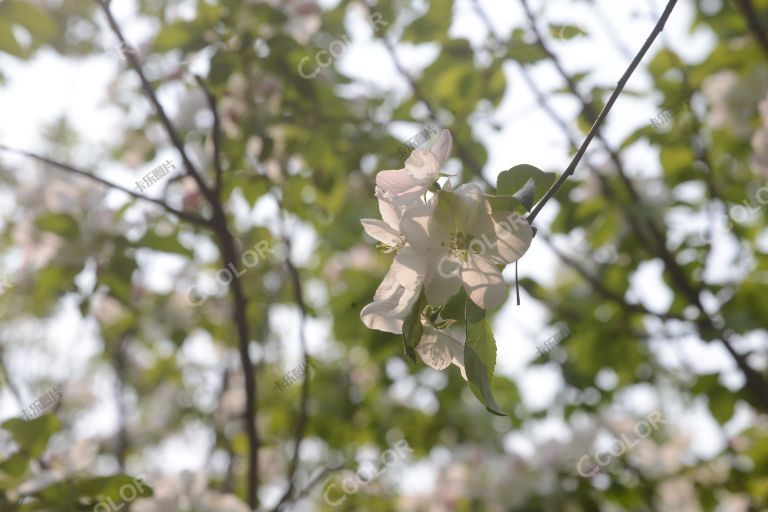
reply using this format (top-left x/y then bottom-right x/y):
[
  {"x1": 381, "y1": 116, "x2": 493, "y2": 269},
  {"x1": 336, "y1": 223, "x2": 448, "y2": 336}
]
[
  {"x1": 549, "y1": 24, "x2": 588, "y2": 39},
  {"x1": 506, "y1": 29, "x2": 547, "y2": 64},
  {"x1": 0, "y1": 452, "x2": 30, "y2": 479},
  {"x1": 402, "y1": 292, "x2": 426, "y2": 364},
  {"x1": 136, "y1": 230, "x2": 193, "y2": 257},
  {"x1": 35, "y1": 213, "x2": 80, "y2": 239},
  {"x1": 497, "y1": 164, "x2": 556, "y2": 201},
  {"x1": 1, "y1": 413, "x2": 60, "y2": 458},
  {"x1": 402, "y1": 0, "x2": 453, "y2": 44},
  {"x1": 464, "y1": 299, "x2": 505, "y2": 415},
  {"x1": 153, "y1": 22, "x2": 195, "y2": 52},
  {"x1": 486, "y1": 194, "x2": 525, "y2": 213},
  {"x1": 512, "y1": 177, "x2": 536, "y2": 212},
  {"x1": 72, "y1": 474, "x2": 153, "y2": 501},
  {"x1": 0, "y1": 19, "x2": 23, "y2": 57}
]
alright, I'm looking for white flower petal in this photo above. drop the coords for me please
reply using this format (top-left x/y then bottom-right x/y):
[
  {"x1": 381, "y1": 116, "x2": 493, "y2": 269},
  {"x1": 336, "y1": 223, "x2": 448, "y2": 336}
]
[
  {"x1": 376, "y1": 169, "x2": 423, "y2": 202},
  {"x1": 425, "y1": 255, "x2": 462, "y2": 306},
  {"x1": 360, "y1": 301, "x2": 403, "y2": 334},
  {"x1": 375, "y1": 188, "x2": 403, "y2": 229},
  {"x1": 452, "y1": 356, "x2": 468, "y2": 381},
  {"x1": 429, "y1": 129, "x2": 453, "y2": 167},
  {"x1": 399, "y1": 202, "x2": 434, "y2": 250},
  {"x1": 450, "y1": 184, "x2": 494, "y2": 234},
  {"x1": 405, "y1": 148, "x2": 441, "y2": 183},
  {"x1": 373, "y1": 266, "x2": 401, "y2": 302},
  {"x1": 361, "y1": 219, "x2": 401, "y2": 245},
  {"x1": 416, "y1": 327, "x2": 453, "y2": 370},
  {"x1": 461, "y1": 254, "x2": 506, "y2": 310},
  {"x1": 391, "y1": 246, "x2": 427, "y2": 290},
  {"x1": 490, "y1": 212, "x2": 533, "y2": 264},
  {"x1": 361, "y1": 282, "x2": 418, "y2": 334}
]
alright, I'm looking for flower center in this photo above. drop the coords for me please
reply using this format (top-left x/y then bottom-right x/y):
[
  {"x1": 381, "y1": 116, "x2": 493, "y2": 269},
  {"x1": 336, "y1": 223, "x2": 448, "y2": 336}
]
[
  {"x1": 442, "y1": 231, "x2": 473, "y2": 261},
  {"x1": 376, "y1": 233, "x2": 406, "y2": 254}
]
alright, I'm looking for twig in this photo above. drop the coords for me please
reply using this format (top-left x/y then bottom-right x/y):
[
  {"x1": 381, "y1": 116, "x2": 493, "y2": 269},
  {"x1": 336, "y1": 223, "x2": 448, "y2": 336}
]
[
  {"x1": 271, "y1": 191, "x2": 312, "y2": 512},
  {"x1": 0, "y1": 145, "x2": 209, "y2": 227},
  {"x1": 96, "y1": 0, "x2": 217, "y2": 207},
  {"x1": 539, "y1": 232, "x2": 684, "y2": 321},
  {"x1": 481, "y1": 0, "x2": 768, "y2": 410},
  {"x1": 208, "y1": 198, "x2": 261, "y2": 510},
  {"x1": 732, "y1": 0, "x2": 768, "y2": 59},
  {"x1": 0, "y1": 347, "x2": 25, "y2": 411},
  {"x1": 593, "y1": 1, "x2": 634, "y2": 60},
  {"x1": 194, "y1": 76, "x2": 225, "y2": 196},
  {"x1": 96, "y1": 3, "x2": 262, "y2": 505},
  {"x1": 525, "y1": 0, "x2": 680, "y2": 223}
]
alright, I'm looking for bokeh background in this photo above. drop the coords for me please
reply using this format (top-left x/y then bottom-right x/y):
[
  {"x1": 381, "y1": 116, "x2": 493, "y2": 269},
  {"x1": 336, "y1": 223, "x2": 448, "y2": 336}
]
[{"x1": 1, "y1": 0, "x2": 767, "y2": 510}]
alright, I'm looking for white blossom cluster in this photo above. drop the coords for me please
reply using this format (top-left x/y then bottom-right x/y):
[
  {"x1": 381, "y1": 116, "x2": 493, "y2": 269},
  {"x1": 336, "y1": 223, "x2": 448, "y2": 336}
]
[{"x1": 359, "y1": 130, "x2": 533, "y2": 376}]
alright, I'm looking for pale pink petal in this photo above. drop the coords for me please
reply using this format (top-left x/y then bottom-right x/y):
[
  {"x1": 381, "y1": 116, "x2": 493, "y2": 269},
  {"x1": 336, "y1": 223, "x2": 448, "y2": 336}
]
[
  {"x1": 392, "y1": 246, "x2": 427, "y2": 290},
  {"x1": 361, "y1": 219, "x2": 401, "y2": 245},
  {"x1": 489, "y1": 212, "x2": 533, "y2": 264},
  {"x1": 461, "y1": 254, "x2": 506, "y2": 310},
  {"x1": 375, "y1": 188, "x2": 403, "y2": 229},
  {"x1": 425, "y1": 254, "x2": 462, "y2": 306},
  {"x1": 399, "y1": 202, "x2": 434, "y2": 251},
  {"x1": 404, "y1": 148, "x2": 440, "y2": 182},
  {"x1": 391, "y1": 286, "x2": 419, "y2": 316},
  {"x1": 361, "y1": 281, "x2": 419, "y2": 334},
  {"x1": 452, "y1": 356, "x2": 468, "y2": 381},
  {"x1": 360, "y1": 301, "x2": 403, "y2": 334},
  {"x1": 372, "y1": 267, "x2": 401, "y2": 302},
  {"x1": 416, "y1": 327, "x2": 453, "y2": 370},
  {"x1": 450, "y1": 184, "x2": 494, "y2": 234},
  {"x1": 376, "y1": 168, "x2": 422, "y2": 195},
  {"x1": 429, "y1": 129, "x2": 453, "y2": 167}
]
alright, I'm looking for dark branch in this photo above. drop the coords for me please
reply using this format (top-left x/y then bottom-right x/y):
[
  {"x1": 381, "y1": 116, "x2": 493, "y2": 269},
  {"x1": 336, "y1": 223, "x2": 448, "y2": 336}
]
[
  {"x1": 732, "y1": 0, "x2": 768, "y2": 59},
  {"x1": 0, "y1": 145, "x2": 209, "y2": 227},
  {"x1": 195, "y1": 76, "x2": 225, "y2": 196},
  {"x1": 525, "y1": 0, "x2": 680, "y2": 223},
  {"x1": 96, "y1": 0, "x2": 217, "y2": 207}
]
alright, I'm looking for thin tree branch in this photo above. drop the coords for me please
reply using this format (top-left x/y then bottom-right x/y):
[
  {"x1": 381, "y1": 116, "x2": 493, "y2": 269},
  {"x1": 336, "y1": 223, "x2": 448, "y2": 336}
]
[
  {"x1": 96, "y1": 4, "x2": 263, "y2": 503},
  {"x1": 0, "y1": 145, "x2": 210, "y2": 227},
  {"x1": 0, "y1": 346, "x2": 25, "y2": 412},
  {"x1": 208, "y1": 206, "x2": 261, "y2": 510},
  {"x1": 491, "y1": 1, "x2": 768, "y2": 409},
  {"x1": 593, "y1": 1, "x2": 634, "y2": 60},
  {"x1": 113, "y1": 333, "x2": 130, "y2": 470},
  {"x1": 271, "y1": 190, "x2": 312, "y2": 512},
  {"x1": 194, "y1": 76, "x2": 225, "y2": 197},
  {"x1": 525, "y1": 0, "x2": 679, "y2": 223},
  {"x1": 732, "y1": 0, "x2": 768, "y2": 59},
  {"x1": 539, "y1": 232, "x2": 685, "y2": 322},
  {"x1": 96, "y1": 0, "x2": 217, "y2": 207}
]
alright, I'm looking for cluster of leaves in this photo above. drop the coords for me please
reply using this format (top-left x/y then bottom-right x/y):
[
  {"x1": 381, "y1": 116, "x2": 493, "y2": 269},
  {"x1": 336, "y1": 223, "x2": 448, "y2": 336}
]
[{"x1": 0, "y1": 415, "x2": 151, "y2": 510}]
